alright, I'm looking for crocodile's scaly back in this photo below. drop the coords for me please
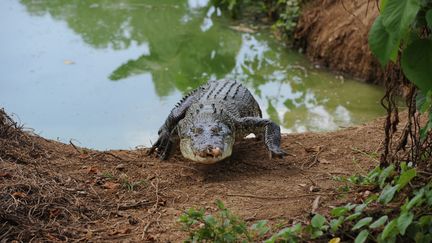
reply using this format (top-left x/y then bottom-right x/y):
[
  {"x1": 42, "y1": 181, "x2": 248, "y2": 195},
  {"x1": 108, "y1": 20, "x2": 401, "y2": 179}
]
[{"x1": 197, "y1": 79, "x2": 262, "y2": 118}]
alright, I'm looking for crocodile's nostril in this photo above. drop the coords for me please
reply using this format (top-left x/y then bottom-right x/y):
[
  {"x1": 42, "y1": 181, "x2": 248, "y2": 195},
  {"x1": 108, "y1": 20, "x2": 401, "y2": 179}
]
[
  {"x1": 211, "y1": 147, "x2": 222, "y2": 157},
  {"x1": 195, "y1": 146, "x2": 223, "y2": 158}
]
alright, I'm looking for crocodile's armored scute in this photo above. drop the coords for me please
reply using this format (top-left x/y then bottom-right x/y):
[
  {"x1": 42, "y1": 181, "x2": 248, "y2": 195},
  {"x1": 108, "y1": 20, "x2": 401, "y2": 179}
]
[{"x1": 148, "y1": 79, "x2": 286, "y2": 163}]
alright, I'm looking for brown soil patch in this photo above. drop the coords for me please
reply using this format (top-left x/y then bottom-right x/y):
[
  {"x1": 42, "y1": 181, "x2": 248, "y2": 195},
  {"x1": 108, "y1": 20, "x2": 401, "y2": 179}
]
[
  {"x1": 295, "y1": 0, "x2": 387, "y2": 84},
  {"x1": 1, "y1": 109, "x2": 384, "y2": 242}
]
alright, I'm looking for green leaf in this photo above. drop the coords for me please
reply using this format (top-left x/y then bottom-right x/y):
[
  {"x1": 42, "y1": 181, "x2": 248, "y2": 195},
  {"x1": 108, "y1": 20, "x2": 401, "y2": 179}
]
[
  {"x1": 368, "y1": 16, "x2": 399, "y2": 65},
  {"x1": 346, "y1": 212, "x2": 362, "y2": 221},
  {"x1": 251, "y1": 220, "x2": 269, "y2": 236},
  {"x1": 311, "y1": 229, "x2": 323, "y2": 239},
  {"x1": 355, "y1": 229, "x2": 369, "y2": 243},
  {"x1": 381, "y1": 0, "x2": 420, "y2": 39},
  {"x1": 291, "y1": 223, "x2": 302, "y2": 233},
  {"x1": 382, "y1": 219, "x2": 399, "y2": 239},
  {"x1": 370, "y1": 215, "x2": 388, "y2": 229},
  {"x1": 355, "y1": 204, "x2": 367, "y2": 213},
  {"x1": 426, "y1": 188, "x2": 432, "y2": 206},
  {"x1": 406, "y1": 189, "x2": 425, "y2": 210},
  {"x1": 380, "y1": 0, "x2": 388, "y2": 10},
  {"x1": 416, "y1": 90, "x2": 429, "y2": 113},
  {"x1": 397, "y1": 211, "x2": 414, "y2": 235},
  {"x1": 353, "y1": 217, "x2": 373, "y2": 230},
  {"x1": 396, "y1": 168, "x2": 416, "y2": 191},
  {"x1": 420, "y1": 118, "x2": 432, "y2": 141},
  {"x1": 419, "y1": 215, "x2": 432, "y2": 227},
  {"x1": 331, "y1": 207, "x2": 349, "y2": 217},
  {"x1": 204, "y1": 215, "x2": 217, "y2": 225},
  {"x1": 311, "y1": 214, "x2": 326, "y2": 228},
  {"x1": 379, "y1": 164, "x2": 395, "y2": 188},
  {"x1": 366, "y1": 166, "x2": 381, "y2": 181},
  {"x1": 401, "y1": 39, "x2": 432, "y2": 92},
  {"x1": 330, "y1": 217, "x2": 344, "y2": 233},
  {"x1": 400, "y1": 161, "x2": 408, "y2": 172},
  {"x1": 365, "y1": 194, "x2": 379, "y2": 204},
  {"x1": 379, "y1": 184, "x2": 399, "y2": 204},
  {"x1": 215, "y1": 199, "x2": 225, "y2": 209},
  {"x1": 426, "y1": 9, "x2": 432, "y2": 30}
]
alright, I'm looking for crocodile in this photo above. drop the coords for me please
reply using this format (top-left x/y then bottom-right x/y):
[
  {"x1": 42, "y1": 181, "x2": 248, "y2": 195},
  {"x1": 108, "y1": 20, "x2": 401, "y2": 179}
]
[{"x1": 148, "y1": 79, "x2": 286, "y2": 163}]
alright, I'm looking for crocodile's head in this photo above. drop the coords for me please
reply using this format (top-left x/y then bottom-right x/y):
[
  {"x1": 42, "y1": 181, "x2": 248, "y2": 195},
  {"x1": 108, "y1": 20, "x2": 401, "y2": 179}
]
[{"x1": 179, "y1": 117, "x2": 234, "y2": 164}]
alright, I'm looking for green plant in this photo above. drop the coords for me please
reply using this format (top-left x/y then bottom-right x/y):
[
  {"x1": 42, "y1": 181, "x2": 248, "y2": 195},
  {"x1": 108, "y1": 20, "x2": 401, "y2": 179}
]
[
  {"x1": 211, "y1": 0, "x2": 249, "y2": 18},
  {"x1": 326, "y1": 163, "x2": 431, "y2": 242},
  {"x1": 179, "y1": 165, "x2": 432, "y2": 242},
  {"x1": 305, "y1": 214, "x2": 329, "y2": 239},
  {"x1": 121, "y1": 179, "x2": 146, "y2": 191},
  {"x1": 178, "y1": 200, "x2": 268, "y2": 242},
  {"x1": 101, "y1": 172, "x2": 115, "y2": 180},
  {"x1": 264, "y1": 223, "x2": 302, "y2": 243},
  {"x1": 272, "y1": 0, "x2": 302, "y2": 39},
  {"x1": 368, "y1": 0, "x2": 432, "y2": 163}
]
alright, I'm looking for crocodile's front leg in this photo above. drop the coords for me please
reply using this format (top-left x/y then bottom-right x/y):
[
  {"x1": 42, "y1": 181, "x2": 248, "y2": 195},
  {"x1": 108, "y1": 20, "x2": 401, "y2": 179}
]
[
  {"x1": 148, "y1": 90, "x2": 199, "y2": 160},
  {"x1": 236, "y1": 117, "x2": 287, "y2": 158}
]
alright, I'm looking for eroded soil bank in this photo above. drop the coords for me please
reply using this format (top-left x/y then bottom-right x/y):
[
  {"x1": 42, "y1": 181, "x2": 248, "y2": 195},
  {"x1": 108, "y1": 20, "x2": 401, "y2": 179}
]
[
  {"x1": 294, "y1": 0, "x2": 386, "y2": 84},
  {"x1": 1, "y1": 109, "x2": 384, "y2": 242}
]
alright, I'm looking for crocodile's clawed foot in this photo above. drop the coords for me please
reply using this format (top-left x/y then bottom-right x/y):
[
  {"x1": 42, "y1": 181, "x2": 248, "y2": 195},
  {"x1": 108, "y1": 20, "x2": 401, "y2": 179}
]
[
  {"x1": 147, "y1": 131, "x2": 172, "y2": 160},
  {"x1": 268, "y1": 147, "x2": 287, "y2": 159}
]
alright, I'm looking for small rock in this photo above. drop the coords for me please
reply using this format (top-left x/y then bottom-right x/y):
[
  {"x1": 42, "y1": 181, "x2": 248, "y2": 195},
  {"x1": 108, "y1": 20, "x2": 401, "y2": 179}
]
[
  {"x1": 77, "y1": 190, "x2": 87, "y2": 195},
  {"x1": 362, "y1": 190, "x2": 371, "y2": 199},
  {"x1": 128, "y1": 216, "x2": 139, "y2": 225},
  {"x1": 309, "y1": 186, "x2": 321, "y2": 192},
  {"x1": 102, "y1": 182, "x2": 120, "y2": 190},
  {"x1": 116, "y1": 164, "x2": 125, "y2": 170}
]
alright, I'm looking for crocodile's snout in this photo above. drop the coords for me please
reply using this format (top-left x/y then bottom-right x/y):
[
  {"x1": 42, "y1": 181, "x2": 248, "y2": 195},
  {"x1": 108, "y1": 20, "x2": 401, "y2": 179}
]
[{"x1": 195, "y1": 146, "x2": 222, "y2": 158}]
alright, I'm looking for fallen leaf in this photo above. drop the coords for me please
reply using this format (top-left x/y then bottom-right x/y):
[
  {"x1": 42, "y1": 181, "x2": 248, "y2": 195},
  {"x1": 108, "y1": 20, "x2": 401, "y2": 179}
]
[
  {"x1": 86, "y1": 166, "x2": 100, "y2": 175},
  {"x1": 102, "y1": 182, "x2": 120, "y2": 190},
  {"x1": 85, "y1": 230, "x2": 93, "y2": 240},
  {"x1": 12, "y1": 191, "x2": 27, "y2": 198},
  {"x1": 309, "y1": 186, "x2": 321, "y2": 192},
  {"x1": 311, "y1": 196, "x2": 321, "y2": 214},
  {"x1": 78, "y1": 154, "x2": 90, "y2": 159},
  {"x1": 329, "y1": 237, "x2": 341, "y2": 243},
  {"x1": 305, "y1": 146, "x2": 322, "y2": 153},
  {"x1": 229, "y1": 25, "x2": 256, "y2": 33},
  {"x1": 115, "y1": 163, "x2": 125, "y2": 170},
  {"x1": 0, "y1": 172, "x2": 12, "y2": 178}
]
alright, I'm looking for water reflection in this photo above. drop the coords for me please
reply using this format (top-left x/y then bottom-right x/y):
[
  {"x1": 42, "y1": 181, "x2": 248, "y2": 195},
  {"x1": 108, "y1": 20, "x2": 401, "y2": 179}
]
[{"x1": 1, "y1": 0, "x2": 385, "y2": 149}]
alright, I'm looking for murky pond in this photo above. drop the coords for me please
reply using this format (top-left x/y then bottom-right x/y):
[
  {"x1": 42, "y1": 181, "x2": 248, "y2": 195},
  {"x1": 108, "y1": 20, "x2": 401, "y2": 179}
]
[{"x1": 0, "y1": 0, "x2": 385, "y2": 150}]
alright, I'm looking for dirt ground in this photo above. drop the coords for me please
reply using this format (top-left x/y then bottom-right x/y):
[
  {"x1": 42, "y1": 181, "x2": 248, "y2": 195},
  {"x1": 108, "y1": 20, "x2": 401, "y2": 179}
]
[
  {"x1": 294, "y1": 0, "x2": 387, "y2": 84},
  {"x1": 1, "y1": 108, "x2": 386, "y2": 242}
]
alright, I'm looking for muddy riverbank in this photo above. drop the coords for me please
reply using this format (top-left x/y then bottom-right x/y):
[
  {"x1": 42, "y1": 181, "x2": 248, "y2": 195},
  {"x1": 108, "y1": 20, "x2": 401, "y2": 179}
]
[{"x1": 1, "y1": 108, "x2": 385, "y2": 241}]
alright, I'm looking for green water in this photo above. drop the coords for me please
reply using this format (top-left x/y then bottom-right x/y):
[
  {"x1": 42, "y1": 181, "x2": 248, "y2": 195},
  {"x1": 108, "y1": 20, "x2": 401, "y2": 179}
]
[{"x1": 0, "y1": 0, "x2": 385, "y2": 150}]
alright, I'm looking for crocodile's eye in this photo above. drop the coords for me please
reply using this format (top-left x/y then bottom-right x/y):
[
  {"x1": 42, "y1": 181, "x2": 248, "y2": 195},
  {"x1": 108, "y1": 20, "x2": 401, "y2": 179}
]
[
  {"x1": 192, "y1": 127, "x2": 203, "y2": 135},
  {"x1": 211, "y1": 127, "x2": 221, "y2": 135}
]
